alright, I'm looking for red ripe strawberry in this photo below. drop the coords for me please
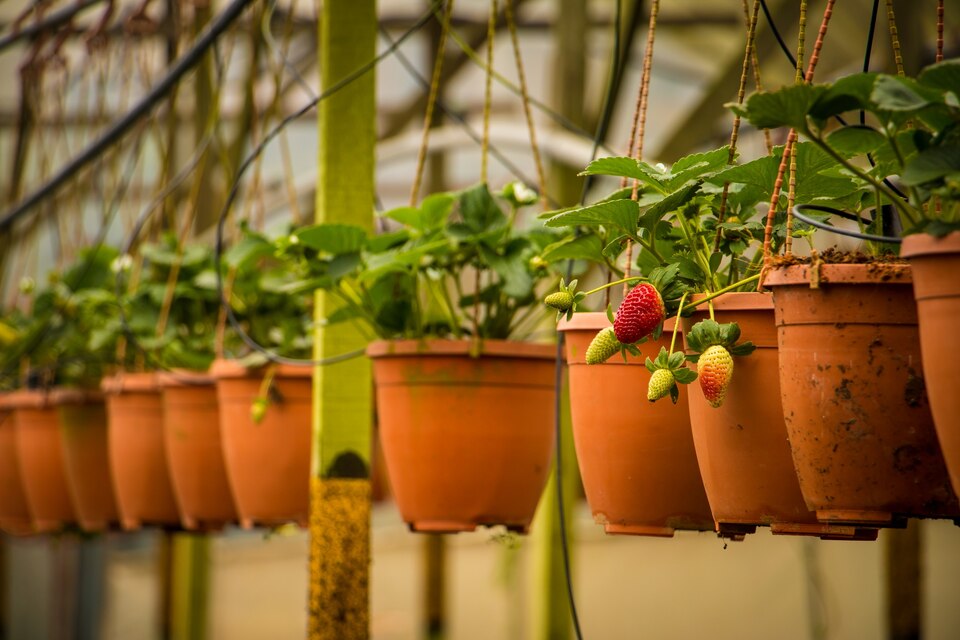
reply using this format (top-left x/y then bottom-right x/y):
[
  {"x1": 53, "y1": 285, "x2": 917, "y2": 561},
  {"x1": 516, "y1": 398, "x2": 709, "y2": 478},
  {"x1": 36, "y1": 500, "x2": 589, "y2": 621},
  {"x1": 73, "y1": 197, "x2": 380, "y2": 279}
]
[
  {"x1": 613, "y1": 283, "x2": 665, "y2": 344},
  {"x1": 697, "y1": 345, "x2": 734, "y2": 408}
]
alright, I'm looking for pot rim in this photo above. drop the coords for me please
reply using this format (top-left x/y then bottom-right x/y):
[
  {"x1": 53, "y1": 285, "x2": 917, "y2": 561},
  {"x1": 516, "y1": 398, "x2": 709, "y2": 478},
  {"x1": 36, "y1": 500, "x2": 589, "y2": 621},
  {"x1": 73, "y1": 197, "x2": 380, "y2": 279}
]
[
  {"x1": 366, "y1": 338, "x2": 556, "y2": 360},
  {"x1": 0, "y1": 388, "x2": 54, "y2": 409},
  {"x1": 209, "y1": 358, "x2": 313, "y2": 380},
  {"x1": 157, "y1": 370, "x2": 215, "y2": 388},
  {"x1": 688, "y1": 291, "x2": 773, "y2": 311},
  {"x1": 763, "y1": 262, "x2": 911, "y2": 287},
  {"x1": 557, "y1": 311, "x2": 680, "y2": 333},
  {"x1": 901, "y1": 231, "x2": 960, "y2": 258},
  {"x1": 101, "y1": 372, "x2": 160, "y2": 394},
  {"x1": 49, "y1": 388, "x2": 104, "y2": 405}
]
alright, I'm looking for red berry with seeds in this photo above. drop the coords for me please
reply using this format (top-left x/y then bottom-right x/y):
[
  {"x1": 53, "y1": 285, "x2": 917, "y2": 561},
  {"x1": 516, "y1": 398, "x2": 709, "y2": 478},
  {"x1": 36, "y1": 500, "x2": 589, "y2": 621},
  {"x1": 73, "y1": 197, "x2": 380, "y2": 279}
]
[{"x1": 613, "y1": 283, "x2": 665, "y2": 344}]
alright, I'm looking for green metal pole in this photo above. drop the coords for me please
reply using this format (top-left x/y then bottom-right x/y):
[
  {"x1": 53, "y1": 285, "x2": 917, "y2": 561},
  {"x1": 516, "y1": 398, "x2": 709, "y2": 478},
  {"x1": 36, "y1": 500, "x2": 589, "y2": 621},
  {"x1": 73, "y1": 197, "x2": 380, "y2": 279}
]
[
  {"x1": 169, "y1": 533, "x2": 210, "y2": 640},
  {"x1": 308, "y1": 1, "x2": 376, "y2": 638}
]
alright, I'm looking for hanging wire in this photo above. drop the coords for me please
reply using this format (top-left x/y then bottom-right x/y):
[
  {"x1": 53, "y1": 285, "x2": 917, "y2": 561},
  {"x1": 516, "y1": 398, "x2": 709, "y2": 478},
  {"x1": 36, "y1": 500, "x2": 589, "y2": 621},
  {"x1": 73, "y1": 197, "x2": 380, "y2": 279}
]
[
  {"x1": 936, "y1": 0, "x2": 945, "y2": 63},
  {"x1": 214, "y1": 5, "x2": 437, "y2": 368},
  {"x1": 480, "y1": 0, "x2": 498, "y2": 184},
  {"x1": 884, "y1": 0, "x2": 905, "y2": 77}
]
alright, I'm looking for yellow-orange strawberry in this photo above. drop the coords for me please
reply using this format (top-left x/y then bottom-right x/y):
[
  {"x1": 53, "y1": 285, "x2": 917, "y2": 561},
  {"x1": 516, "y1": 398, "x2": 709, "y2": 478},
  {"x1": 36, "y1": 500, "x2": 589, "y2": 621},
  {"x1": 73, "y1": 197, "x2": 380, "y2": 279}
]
[{"x1": 697, "y1": 344, "x2": 734, "y2": 408}]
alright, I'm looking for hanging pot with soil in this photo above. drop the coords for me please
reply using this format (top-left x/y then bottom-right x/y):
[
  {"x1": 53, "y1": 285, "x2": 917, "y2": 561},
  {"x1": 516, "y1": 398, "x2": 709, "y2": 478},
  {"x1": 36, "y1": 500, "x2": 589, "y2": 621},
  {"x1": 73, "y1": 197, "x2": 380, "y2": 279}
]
[
  {"x1": 682, "y1": 293, "x2": 877, "y2": 541},
  {"x1": 901, "y1": 231, "x2": 960, "y2": 496},
  {"x1": 0, "y1": 390, "x2": 75, "y2": 533},
  {"x1": 367, "y1": 339, "x2": 556, "y2": 534},
  {"x1": 559, "y1": 313, "x2": 714, "y2": 537},
  {"x1": 764, "y1": 261, "x2": 959, "y2": 526},
  {"x1": 159, "y1": 371, "x2": 238, "y2": 530},
  {"x1": 0, "y1": 399, "x2": 33, "y2": 535},
  {"x1": 55, "y1": 389, "x2": 118, "y2": 532},
  {"x1": 102, "y1": 372, "x2": 180, "y2": 530},
  {"x1": 212, "y1": 360, "x2": 312, "y2": 529}
]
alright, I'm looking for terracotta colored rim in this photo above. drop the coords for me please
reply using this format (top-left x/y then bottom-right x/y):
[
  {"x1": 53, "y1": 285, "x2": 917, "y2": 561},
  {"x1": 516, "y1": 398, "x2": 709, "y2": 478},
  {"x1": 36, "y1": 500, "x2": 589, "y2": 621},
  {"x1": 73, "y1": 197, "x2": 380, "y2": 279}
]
[
  {"x1": 49, "y1": 388, "x2": 104, "y2": 404},
  {"x1": 366, "y1": 338, "x2": 555, "y2": 360},
  {"x1": 901, "y1": 231, "x2": 960, "y2": 258},
  {"x1": 763, "y1": 262, "x2": 911, "y2": 287},
  {"x1": 157, "y1": 370, "x2": 215, "y2": 388},
  {"x1": 688, "y1": 291, "x2": 773, "y2": 311},
  {"x1": 0, "y1": 389, "x2": 53, "y2": 409},
  {"x1": 209, "y1": 358, "x2": 312, "y2": 380},
  {"x1": 101, "y1": 372, "x2": 159, "y2": 394},
  {"x1": 557, "y1": 311, "x2": 680, "y2": 333}
]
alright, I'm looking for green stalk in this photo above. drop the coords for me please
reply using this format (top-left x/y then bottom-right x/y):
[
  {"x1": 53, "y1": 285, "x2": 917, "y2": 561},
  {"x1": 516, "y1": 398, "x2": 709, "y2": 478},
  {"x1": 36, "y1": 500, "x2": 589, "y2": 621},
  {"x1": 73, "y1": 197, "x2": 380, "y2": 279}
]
[
  {"x1": 805, "y1": 127, "x2": 922, "y2": 226},
  {"x1": 582, "y1": 275, "x2": 645, "y2": 297},
  {"x1": 680, "y1": 273, "x2": 762, "y2": 313},
  {"x1": 668, "y1": 292, "x2": 688, "y2": 355}
]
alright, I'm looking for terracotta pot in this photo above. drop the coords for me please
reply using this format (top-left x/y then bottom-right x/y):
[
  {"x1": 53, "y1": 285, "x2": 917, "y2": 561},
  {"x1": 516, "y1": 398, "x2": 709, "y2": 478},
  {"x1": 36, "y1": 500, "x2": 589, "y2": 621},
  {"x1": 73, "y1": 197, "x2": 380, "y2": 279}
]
[
  {"x1": 0, "y1": 390, "x2": 75, "y2": 532},
  {"x1": 682, "y1": 293, "x2": 876, "y2": 541},
  {"x1": 55, "y1": 389, "x2": 118, "y2": 532},
  {"x1": 159, "y1": 372, "x2": 237, "y2": 530},
  {"x1": 902, "y1": 232, "x2": 960, "y2": 495},
  {"x1": 102, "y1": 373, "x2": 180, "y2": 530},
  {"x1": 211, "y1": 360, "x2": 312, "y2": 529},
  {"x1": 559, "y1": 314, "x2": 713, "y2": 537},
  {"x1": 0, "y1": 400, "x2": 32, "y2": 535},
  {"x1": 367, "y1": 339, "x2": 555, "y2": 533},
  {"x1": 765, "y1": 263, "x2": 959, "y2": 526}
]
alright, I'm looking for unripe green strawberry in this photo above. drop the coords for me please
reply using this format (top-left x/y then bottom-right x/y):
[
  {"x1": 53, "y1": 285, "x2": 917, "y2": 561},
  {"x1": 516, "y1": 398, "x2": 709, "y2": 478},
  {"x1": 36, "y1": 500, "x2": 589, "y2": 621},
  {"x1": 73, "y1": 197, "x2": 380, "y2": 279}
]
[
  {"x1": 614, "y1": 283, "x2": 665, "y2": 344},
  {"x1": 647, "y1": 368, "x2": 675, "y2": 401},
  {"x1": 585, "y1": 327, "x2": 621, "y2": 364},
  {"x1": 697, "y1": 344, "x2": 734, "y2": 408},
  {"x1": 544, "y1": 291, "x2": 574, "y2": 311}
]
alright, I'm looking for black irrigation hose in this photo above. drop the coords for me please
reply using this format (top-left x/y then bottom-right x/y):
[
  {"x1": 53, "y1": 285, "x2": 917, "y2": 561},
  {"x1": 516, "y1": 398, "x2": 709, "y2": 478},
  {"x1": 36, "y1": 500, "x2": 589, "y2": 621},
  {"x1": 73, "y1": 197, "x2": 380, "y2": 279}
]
[
  {"x1": 0, "y1": 0, "x2": 256, "y2": 234},
  {"x1": 793, "y1": 204, "x2": 902, "y2": 244},
  {"x1": 214, "y1": 5, "x2": 437, "y2": 368}
]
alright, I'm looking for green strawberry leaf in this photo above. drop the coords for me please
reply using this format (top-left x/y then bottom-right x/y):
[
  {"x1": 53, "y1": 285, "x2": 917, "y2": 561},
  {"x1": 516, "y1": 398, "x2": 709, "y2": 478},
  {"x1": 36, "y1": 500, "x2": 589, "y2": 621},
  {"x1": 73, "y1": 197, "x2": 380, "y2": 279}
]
[
  {"x1": 645, "y1": 356, "x2": 656, "y2": 372},
  {"x1": 673, "y1": 367, "x2": 698, "y2": 384},
  {"x1": 670, "y1": 384, "x2": 680, "y2": 404},
  {"x1": 730, "y1": 341, "x2": 757, "y2": 357},
  {"x1": 668, "y1": 350, "x2": 685, "y2": 369}
]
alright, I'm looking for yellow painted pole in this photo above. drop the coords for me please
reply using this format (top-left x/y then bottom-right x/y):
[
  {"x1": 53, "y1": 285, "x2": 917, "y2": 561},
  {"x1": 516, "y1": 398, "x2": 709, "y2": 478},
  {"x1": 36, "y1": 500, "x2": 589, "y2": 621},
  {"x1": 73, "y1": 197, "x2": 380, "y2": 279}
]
[{"x1": 307, "y1": 1, "x2": 377, "y2": 638}]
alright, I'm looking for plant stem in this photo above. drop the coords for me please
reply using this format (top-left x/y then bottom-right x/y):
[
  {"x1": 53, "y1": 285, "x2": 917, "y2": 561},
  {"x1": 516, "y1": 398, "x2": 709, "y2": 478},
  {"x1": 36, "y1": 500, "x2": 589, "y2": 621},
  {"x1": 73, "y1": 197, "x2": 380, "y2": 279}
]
[
  {"x1": 669, "y1": 292, "x2": 687, "y2": 355},
  {"x1": 805, "y1": 127, "x2": 921, "y2": 226},
  {"x1": 680, "y1": 273, "x2": 762, "y2": 313},
  {"x1": 582, "y1": 275, "x2": 645, "y2": 297}
]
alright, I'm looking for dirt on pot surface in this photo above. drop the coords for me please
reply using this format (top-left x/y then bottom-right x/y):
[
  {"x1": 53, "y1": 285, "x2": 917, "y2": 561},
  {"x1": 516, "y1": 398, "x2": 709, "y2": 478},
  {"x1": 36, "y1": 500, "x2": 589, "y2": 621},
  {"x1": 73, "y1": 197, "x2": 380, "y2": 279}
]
[{"x1": 769, "y1": 247, "x2": 905, "y2": 267}]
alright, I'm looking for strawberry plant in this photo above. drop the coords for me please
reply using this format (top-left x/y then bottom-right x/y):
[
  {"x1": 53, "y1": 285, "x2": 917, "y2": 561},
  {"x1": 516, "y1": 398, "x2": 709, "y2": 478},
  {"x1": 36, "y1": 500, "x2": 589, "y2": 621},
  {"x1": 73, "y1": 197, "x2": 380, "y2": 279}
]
[
  {"x1": 731, "y1": 57, "x2": 960, "y2": 239},
  {"x1": 261, "y1": 182, "x2": 572, "y2": 342}
]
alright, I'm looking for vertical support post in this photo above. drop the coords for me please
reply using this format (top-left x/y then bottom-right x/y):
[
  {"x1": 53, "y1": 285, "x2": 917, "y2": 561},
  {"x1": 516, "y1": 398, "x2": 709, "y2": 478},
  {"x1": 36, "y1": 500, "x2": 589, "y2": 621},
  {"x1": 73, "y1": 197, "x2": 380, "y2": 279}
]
[
  {"x1": 885, "y1": 521, "x2": 922, "y2": 640},
  {"x1": 529, "y1": 372, "x2": 577, "y2": 640},
  {"x1": 308, "y1": 1, "x2": 377, "y2": 639},
  {"x1": 0, "y1": 537, "x2": 7, "y2": 640},
  {"x1": 169, "y1": 534, "x2": 210, "y2": 640},
  {"x1": 547, "y1": 0, "x2": 587, "y2": 206}
]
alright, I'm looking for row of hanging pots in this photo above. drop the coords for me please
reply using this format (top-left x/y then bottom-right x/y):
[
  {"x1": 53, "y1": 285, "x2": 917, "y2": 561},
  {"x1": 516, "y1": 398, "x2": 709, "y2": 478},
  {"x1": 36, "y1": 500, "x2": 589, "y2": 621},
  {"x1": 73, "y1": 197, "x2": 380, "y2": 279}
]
[
  {"x1": 558, "y1": 249, "x2": 960, "y2": 541},
  {"x1": 0, "y1": 361, "x2": 313, "y2": 535}
]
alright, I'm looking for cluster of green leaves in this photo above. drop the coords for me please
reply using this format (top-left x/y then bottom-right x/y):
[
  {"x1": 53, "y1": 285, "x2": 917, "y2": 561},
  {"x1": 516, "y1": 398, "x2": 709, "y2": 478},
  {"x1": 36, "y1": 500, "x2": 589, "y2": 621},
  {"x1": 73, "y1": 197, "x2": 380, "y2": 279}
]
[
  {"x1": 732, "y1": 57, "x2": 960, "y2": 236},
  {"x1": 0, "y1": 245, "x2": 120, "y2": 389},
  {"x1": 684, "y1": 319, "x2": 756, "y2": 362},
  {"x1": 256, "y1": 182, "x2": 569, "y2": 341},
  {"x1": 538, "y1": 144, "x2": 840, "y2": 310}
]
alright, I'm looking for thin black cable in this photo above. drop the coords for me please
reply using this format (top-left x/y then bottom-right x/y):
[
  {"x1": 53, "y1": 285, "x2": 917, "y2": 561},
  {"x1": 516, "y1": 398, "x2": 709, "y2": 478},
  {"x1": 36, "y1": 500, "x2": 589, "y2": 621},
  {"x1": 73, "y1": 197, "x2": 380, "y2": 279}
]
[
  {"x1": 758, "y1": 0, "x2": 797, "y2": 70},
  {"x1": 214, "y1": 5, "x2": 437, "y2": 367},
  {"x1": 0, "y1": 0, "x2": 256, "y2": 233},
  {"x1": 553, "y1": 2, "x2": 630, "y2": 639},
  {"x1": 793, "y1": 204, "x2": 902, "y2": 244}
]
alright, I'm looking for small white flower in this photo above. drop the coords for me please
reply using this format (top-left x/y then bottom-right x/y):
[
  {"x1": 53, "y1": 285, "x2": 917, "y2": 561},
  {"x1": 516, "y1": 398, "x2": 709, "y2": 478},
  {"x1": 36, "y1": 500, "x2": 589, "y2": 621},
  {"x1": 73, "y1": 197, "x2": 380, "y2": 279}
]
[
  {"x1": 510, "y1": 181, "x2": 538, "y2": 205},
  {"x1": 111, "y1": 254, "x2": 133, "y2": 273},
  {"x1": 288, "y1": 234, "x2": 300, "y2": 245}
]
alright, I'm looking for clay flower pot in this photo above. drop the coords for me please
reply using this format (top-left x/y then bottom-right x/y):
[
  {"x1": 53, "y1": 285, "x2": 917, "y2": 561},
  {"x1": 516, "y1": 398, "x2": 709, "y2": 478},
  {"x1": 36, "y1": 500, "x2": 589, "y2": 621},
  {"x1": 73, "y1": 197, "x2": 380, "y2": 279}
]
[
  {"x1": 765, "y1": 263, "x2": 959, "y2": 526},
  {"x1": 682, "y1": 293, "x2": 876, "y2": 541},
  {"x1": 367, "y1": 339, "x2": 555, "y2": 533},
  {"x1": 102, "y1": 373, "x2": 180, "y2": 530},
  {"x1": 159, "y1": 371, "x2": 238, "y2": 530},
  {"x1": 901, "y1": 231, "x2": 960, "y2": 495},
  {"x1": 0, "y1": 399, "x2": 33, "y2": 535},
  {"x1": 0, "y1": 390, "x2": 75, "y2": 532},
  {"x1": 559, "y1": 314, "x2": 713, "y2": 537},
  {"x1": 211, "y1": 360, "x2": 312, "y2": 529},
  {"x1": 55, "y1": 389, "x2": 118, "y2": 532}
]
